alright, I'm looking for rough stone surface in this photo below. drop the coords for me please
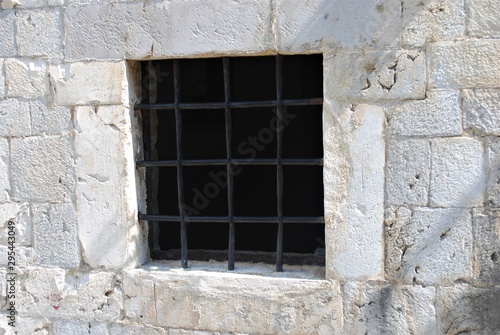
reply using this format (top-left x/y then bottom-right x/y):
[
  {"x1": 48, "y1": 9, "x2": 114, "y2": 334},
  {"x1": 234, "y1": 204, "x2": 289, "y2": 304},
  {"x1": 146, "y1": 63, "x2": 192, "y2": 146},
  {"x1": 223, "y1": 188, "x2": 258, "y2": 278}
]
[
  {"x1": 324, "y1": 103, "x2": 385, "y2": 280},
  {"x1": 276, "y1": 0, "x2": 401, "y2": 51},
  {"x1": 325, "y1": 49, "x2": 426, "y2": 102},
  {"x1": 75, "y1": 105, "x2": 144, "y2": 269},
  {"x1": 50, "y1": 62, "x2": 126, "y2": 105},
  {"x1": 30, "y1": 99, "x2": 72, "y2": 135},
  {"x1": 472, "y1": 210, "x2": 500, "y2": 285},
  {"x1": 463, "y1": 89, "x2": 500, "y2": 135},
  {"x1": 13, "y1": 317, "x2": 50, "y2": 335},
  {"x1": 401, "y1": 0, "x2": 466, "y2": 47},
  {"x1": 438, "y1": 285, "x2": 500, "y2": 334},
  {"x1": 0, "y1": 58, "x2": 5, "y2": 98},
  {"x1": 385, "y1": 207, "x2": 473, "y2": 285},
  {"x1": 17, "y1": 8, "x2": 63, "y2": 61},
  {"x1": 0, "y1": 99, "x2": 31, "y2": 137},
  {"x1": 0, "y1": 202, "x2": 31, "y2": 247},
  {"x1": 487, "y1": 139, "x2": 500, "y2": 207},
  {"x1": 387, "y1": 90, "x2": 462, "y2": 136},
  {"x1": 5, "y1": 59, "x2": 49, "y2": 99},
  {"x1": 430, "y1": 40, "x2": 500, "y2": 88},
  {"x1": 467, "y1": 0, "x2": 500, "y2": 37},
  {"x1": 110, "y1": 323, "x2": 166, "y2": 335},
  {"x1": 53, "y1": 320, "x2": 109, "y2": 335},
  {"x1": 32, "y1": 203, "x2": 80, "y2": 268},
  {"x1": 430, "y1": 138, "x2": 485, "y2": 207},
  {"x1": 11, "y1": 0, "x2": 64, "y2": 8},
  {"x1": 0, "y1": 139, "x2": 10, "y2": 202},
  {"x1": 386, "y1": 139, "x2": 430, "y2": 206},
  {"x1": 11, "y1": 135, "x2": 75, "y2": 202},
  {"x1": 343, "y1": 282, "x2": 437, "y2": 334},
  {"x1": 0, "y1": 11, "x2": 16, "y2": 56}
]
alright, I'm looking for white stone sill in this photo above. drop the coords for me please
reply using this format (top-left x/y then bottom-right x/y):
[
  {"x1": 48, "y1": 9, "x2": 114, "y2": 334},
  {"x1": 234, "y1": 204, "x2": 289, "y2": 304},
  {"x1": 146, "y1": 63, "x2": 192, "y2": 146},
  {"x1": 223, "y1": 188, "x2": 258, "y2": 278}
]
[{"x1": 136, "y1": 260, "x2": 326, "y2": 281}]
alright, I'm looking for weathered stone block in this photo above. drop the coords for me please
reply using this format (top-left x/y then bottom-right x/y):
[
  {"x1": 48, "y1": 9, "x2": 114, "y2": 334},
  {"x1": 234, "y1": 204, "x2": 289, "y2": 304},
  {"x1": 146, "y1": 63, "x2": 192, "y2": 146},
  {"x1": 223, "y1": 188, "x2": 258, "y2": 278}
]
[
  {"x1": 53, "y1": 320, "x2": 108, "y2": 335},
  {"x1": 0, "y1": 99, "x2": 31, "y2": 137},
  {"x1": 463, "y1": 89, "x2": 500, "y2": 135},
  {"x1": 0, "y1": 202, "x2": 31, "y2": 247},
  {"x1": 467, "y1": 0, "x2": 500, "y2": 37},
  {"x1": 487, "y1": 138, "x2": 500, "y2": 207},
  {"x1": 64, "y1": 2, "x2": 151, "y2": 61},
  {"x1": 401, "y1": 0, "x2": 465, "y2": 47},
  {"x1": 5, "y1": 59, "x2": 49, "y2": 99},
  {"x1": 387, "y1": 90, "x2": 462, "y2": 136},
  {"x1": 438, "y1": 285, "x2": 500, "y2": 334},
  {"x1": 13, "y1": 317, "x2": 50, "y2": 335},
  {"x1": 30, "y1": 99, "x2": 72, "y2": 135},
  {"x1": 32, "y1": 203, "x2": 80, "y2": 268},
  {"x1": 50, "y1": 61, "x2": 126, "y2": 105},
  {"x1": 75, "y1": 105, "x2": 144, "y2": 269},
  {"x1": 17, "y1": 8, "x2": 63, "y2": 61},
  {"x1": 343, "y1": 282, "x2": 437, "y2": 334},
  {"x1": 0, "y1": 59, "x2": 5, "y2": 98},
  {"x1": 110, "y1": 323, "x2": 166, "y2": 335},
  {"x1": 11, "y1": 0, "x2": 64, "y2": 8},
  {"x1": 472, "y1": 210, "x2": 500, "y2": 285},
  {"x1": 430, "y1": 138, "x2": 484, "y2": 207},
  {"x1": 386, "y1": 139, "x2": 430, "y2": 206},
  {"x1": 11, "y1": 135, "x2": 75, "y2": 202},
  {"x1": 276, "y1": 0, "x2": 401, "y2": 51},
  {"x1": 325, "y1": 50, "x2": 426, "y2": 102},
  {"x1": 0, "y1": 11, "x2": 16, "y2": 56},
  {"x1": 151, "y1": 0, "x2": 274, "y2": 57},
  {"x1": 0, "y1": 138, "x2": 10, "y2": 202},
  {"x1": 18, "y1": 269, "x2": 122, "y2": 321},
  {"x1": 430, "y1": 40, "x2": 500, "y2": 88},
  {"x1": 122, "y1": 273, "x2": 156, "y2": 324},
  {"x1": 324, "y1": 103, "x2": 385, "y2": 280},
  {"x1": 385, "y1": 207, "x2": 473, "y2": 285}
]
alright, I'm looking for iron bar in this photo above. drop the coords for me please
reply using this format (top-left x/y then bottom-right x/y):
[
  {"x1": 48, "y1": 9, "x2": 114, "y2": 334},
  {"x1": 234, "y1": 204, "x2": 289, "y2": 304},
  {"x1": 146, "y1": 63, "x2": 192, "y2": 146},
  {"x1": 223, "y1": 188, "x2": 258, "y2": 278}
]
[
  {"x1": 139, "y1": 214, "x2": 324, "y2": 224},
  {"x1": 137, "y1": 158, "x2": 323, "y2": 167},
  {"x1": 276, "y1": 55, "x2": 284, "y2": 272},
  {"x1": 173, "y1": 60, "x2": 188, "y2": 269},
  {"x1": 223, "y1": 58, "x2": 235, "y2": 271}
]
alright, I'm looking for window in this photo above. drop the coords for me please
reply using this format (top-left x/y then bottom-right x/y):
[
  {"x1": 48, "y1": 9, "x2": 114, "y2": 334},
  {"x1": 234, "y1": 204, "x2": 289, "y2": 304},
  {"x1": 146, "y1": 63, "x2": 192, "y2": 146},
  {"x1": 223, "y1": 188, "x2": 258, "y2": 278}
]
[{"x1": 138, "y1": 55, "x2": 324, "y2": 272}]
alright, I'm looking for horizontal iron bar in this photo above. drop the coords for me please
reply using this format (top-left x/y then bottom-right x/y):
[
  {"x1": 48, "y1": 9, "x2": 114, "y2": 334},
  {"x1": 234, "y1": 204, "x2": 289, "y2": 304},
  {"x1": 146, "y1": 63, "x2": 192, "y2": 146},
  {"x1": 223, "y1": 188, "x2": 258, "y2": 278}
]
[
  {"x1": 137, "y1": 158, "x2": 323, "y2": 167},
  {"x1": 135, "y1": 98, "x2": 323, "y2": 110},
  {"x1": 139, "y1": 214, "x2": 324, "y2": 224}
]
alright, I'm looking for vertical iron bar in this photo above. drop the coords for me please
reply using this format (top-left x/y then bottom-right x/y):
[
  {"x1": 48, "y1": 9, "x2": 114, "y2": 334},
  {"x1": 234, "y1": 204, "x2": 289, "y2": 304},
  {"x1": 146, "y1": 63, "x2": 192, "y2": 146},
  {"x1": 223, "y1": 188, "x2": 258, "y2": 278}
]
[
  {"x1": 276, "y1": 55, "x2": 284, "y2": 272},
  {"x1": 174, "y1": 60, "x2": 188, "y2": 268},
  {"x1": 223, "y1": 58, "x2": 235, "y2": 270}
]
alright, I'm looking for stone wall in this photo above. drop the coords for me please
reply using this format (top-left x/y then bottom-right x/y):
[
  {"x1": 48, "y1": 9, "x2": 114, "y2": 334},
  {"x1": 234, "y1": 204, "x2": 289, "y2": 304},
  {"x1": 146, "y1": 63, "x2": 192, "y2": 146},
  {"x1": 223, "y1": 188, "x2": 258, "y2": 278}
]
[{"x1": 0, "y1": 0, "x2": 499, "y2": 334}]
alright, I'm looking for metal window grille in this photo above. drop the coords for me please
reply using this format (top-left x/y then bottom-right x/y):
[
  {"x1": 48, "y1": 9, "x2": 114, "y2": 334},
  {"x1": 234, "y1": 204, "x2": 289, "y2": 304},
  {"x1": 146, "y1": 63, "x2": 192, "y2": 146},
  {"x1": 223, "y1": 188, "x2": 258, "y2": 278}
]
[{"x1": 137, "y1": 55, "x2": 324, "y2": 272}]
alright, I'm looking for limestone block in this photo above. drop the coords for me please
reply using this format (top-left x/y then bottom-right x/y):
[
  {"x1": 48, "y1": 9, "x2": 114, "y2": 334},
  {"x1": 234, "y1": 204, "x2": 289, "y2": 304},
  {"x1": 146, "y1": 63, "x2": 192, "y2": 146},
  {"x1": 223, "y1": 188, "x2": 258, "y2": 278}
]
[
  {"x1": 0, "y1": 138, "x2": 10, "y2": 202},
  {"x1": 385, "y1": 207, "x2": 473, "y2": 285},
  {"x1": 487, "y1": 139, "x2": 500, "y2": 207},
  {"x1": 30, "y1": 99, "x2": 72, "y2": 135},
  {"x1": 53, "y1": 320, "x2": 108, "y2": 335},
  {"x1": 401, "y1": 0, "x2": 465, "y2": 47},
  {"x1": 64, "y1": 2, "x2": 151, "y2": 61},
  {"x1": 387, "y1": 90, "x2": 462, "y2": 136},
  {"x1": 0, "y1": 99, "x2": 31, "y2": 137},
  {"x1": 18, "y1": 269, "x2": 122, "y2": 321},
  {"x1": 5, "y1": 59, "x2": 49, "y2": 99},
  {"x1": 0, "y1": 59, "x2": 5, "y2": 98},
  {"x1": 122, "y1": 273, "x2": 156, "y2": 324},
  {"x1": 430, "y1": 40, "x2": 500, "y2": 88},
  {"x1": 151, "y1": 0, "x2": 274, "y2": 57},
  {"x1": 438, "y1": 285, "x2": 500, "y2": 334},
  {"x1": 168, "y1": 330, "x2": 247, "y2": 335},
  {"x1": 11, "y1": 135, "x2": 75, "y2": 202},
  {"x1": 323, "y1": 103, "x2": 385, "y2": 280},
  {"x1": 325, "y1": 50, "x2": 426, "y2": 102},
  {"x1": 343, "y1": 282, "x2": 437, "y2": 334},
  {"x1": 0, "y1": 202, "x2": 31, "y2": 248},
  {"x1": 13, "y1": 317, "x2": 50, "y2": 335},
  {"x1": 276, "y1": 0, "x2": 401, "y2": 51},
  {"x1": 75, "y1": 105, "x2": 144, "y2": 269},
  {"x1": 17, "y1": 8, "x2": 63, "y2": 61},
  {"x1": 463, "y1": 89, "x2": 500, "y2": 135},
  {"x1": 50, "y1": 62, "x2": 126, "y2": 105},
  {"x1": 472, "y1": 210, "x2": 500, "y2": 285},
  {"x1": 110, "y1": 324, "x2": 166, "y2": 335},
  {"x1": 467, "y1": 0, "x2": 500, "y2": 37},
  {"x1": 141, "y1": 269, "x2": 342, "y2": 334},
  {"x1": 386, "y1": 139, "x2": 430, "y2": 206},
  {"x1": 12, "y1": 0, "x2": 64, "y2": 8},
  {"x1": 32, "y1": 203, "x2": 80, "y2": 268},
  {"x1": 0, "y1": 11, "x2": 16, "y2": 56},
  {"x1": 430, "y1": 138, "x2": 485, "y2": 207}
]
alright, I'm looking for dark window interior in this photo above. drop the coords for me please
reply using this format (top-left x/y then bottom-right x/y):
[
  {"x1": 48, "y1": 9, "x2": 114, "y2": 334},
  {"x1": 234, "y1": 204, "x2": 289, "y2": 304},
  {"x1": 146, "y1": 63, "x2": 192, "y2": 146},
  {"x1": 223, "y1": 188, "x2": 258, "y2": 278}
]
[{"x1": 140, "y1": 55, "x2": 324, "y2": 268}]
